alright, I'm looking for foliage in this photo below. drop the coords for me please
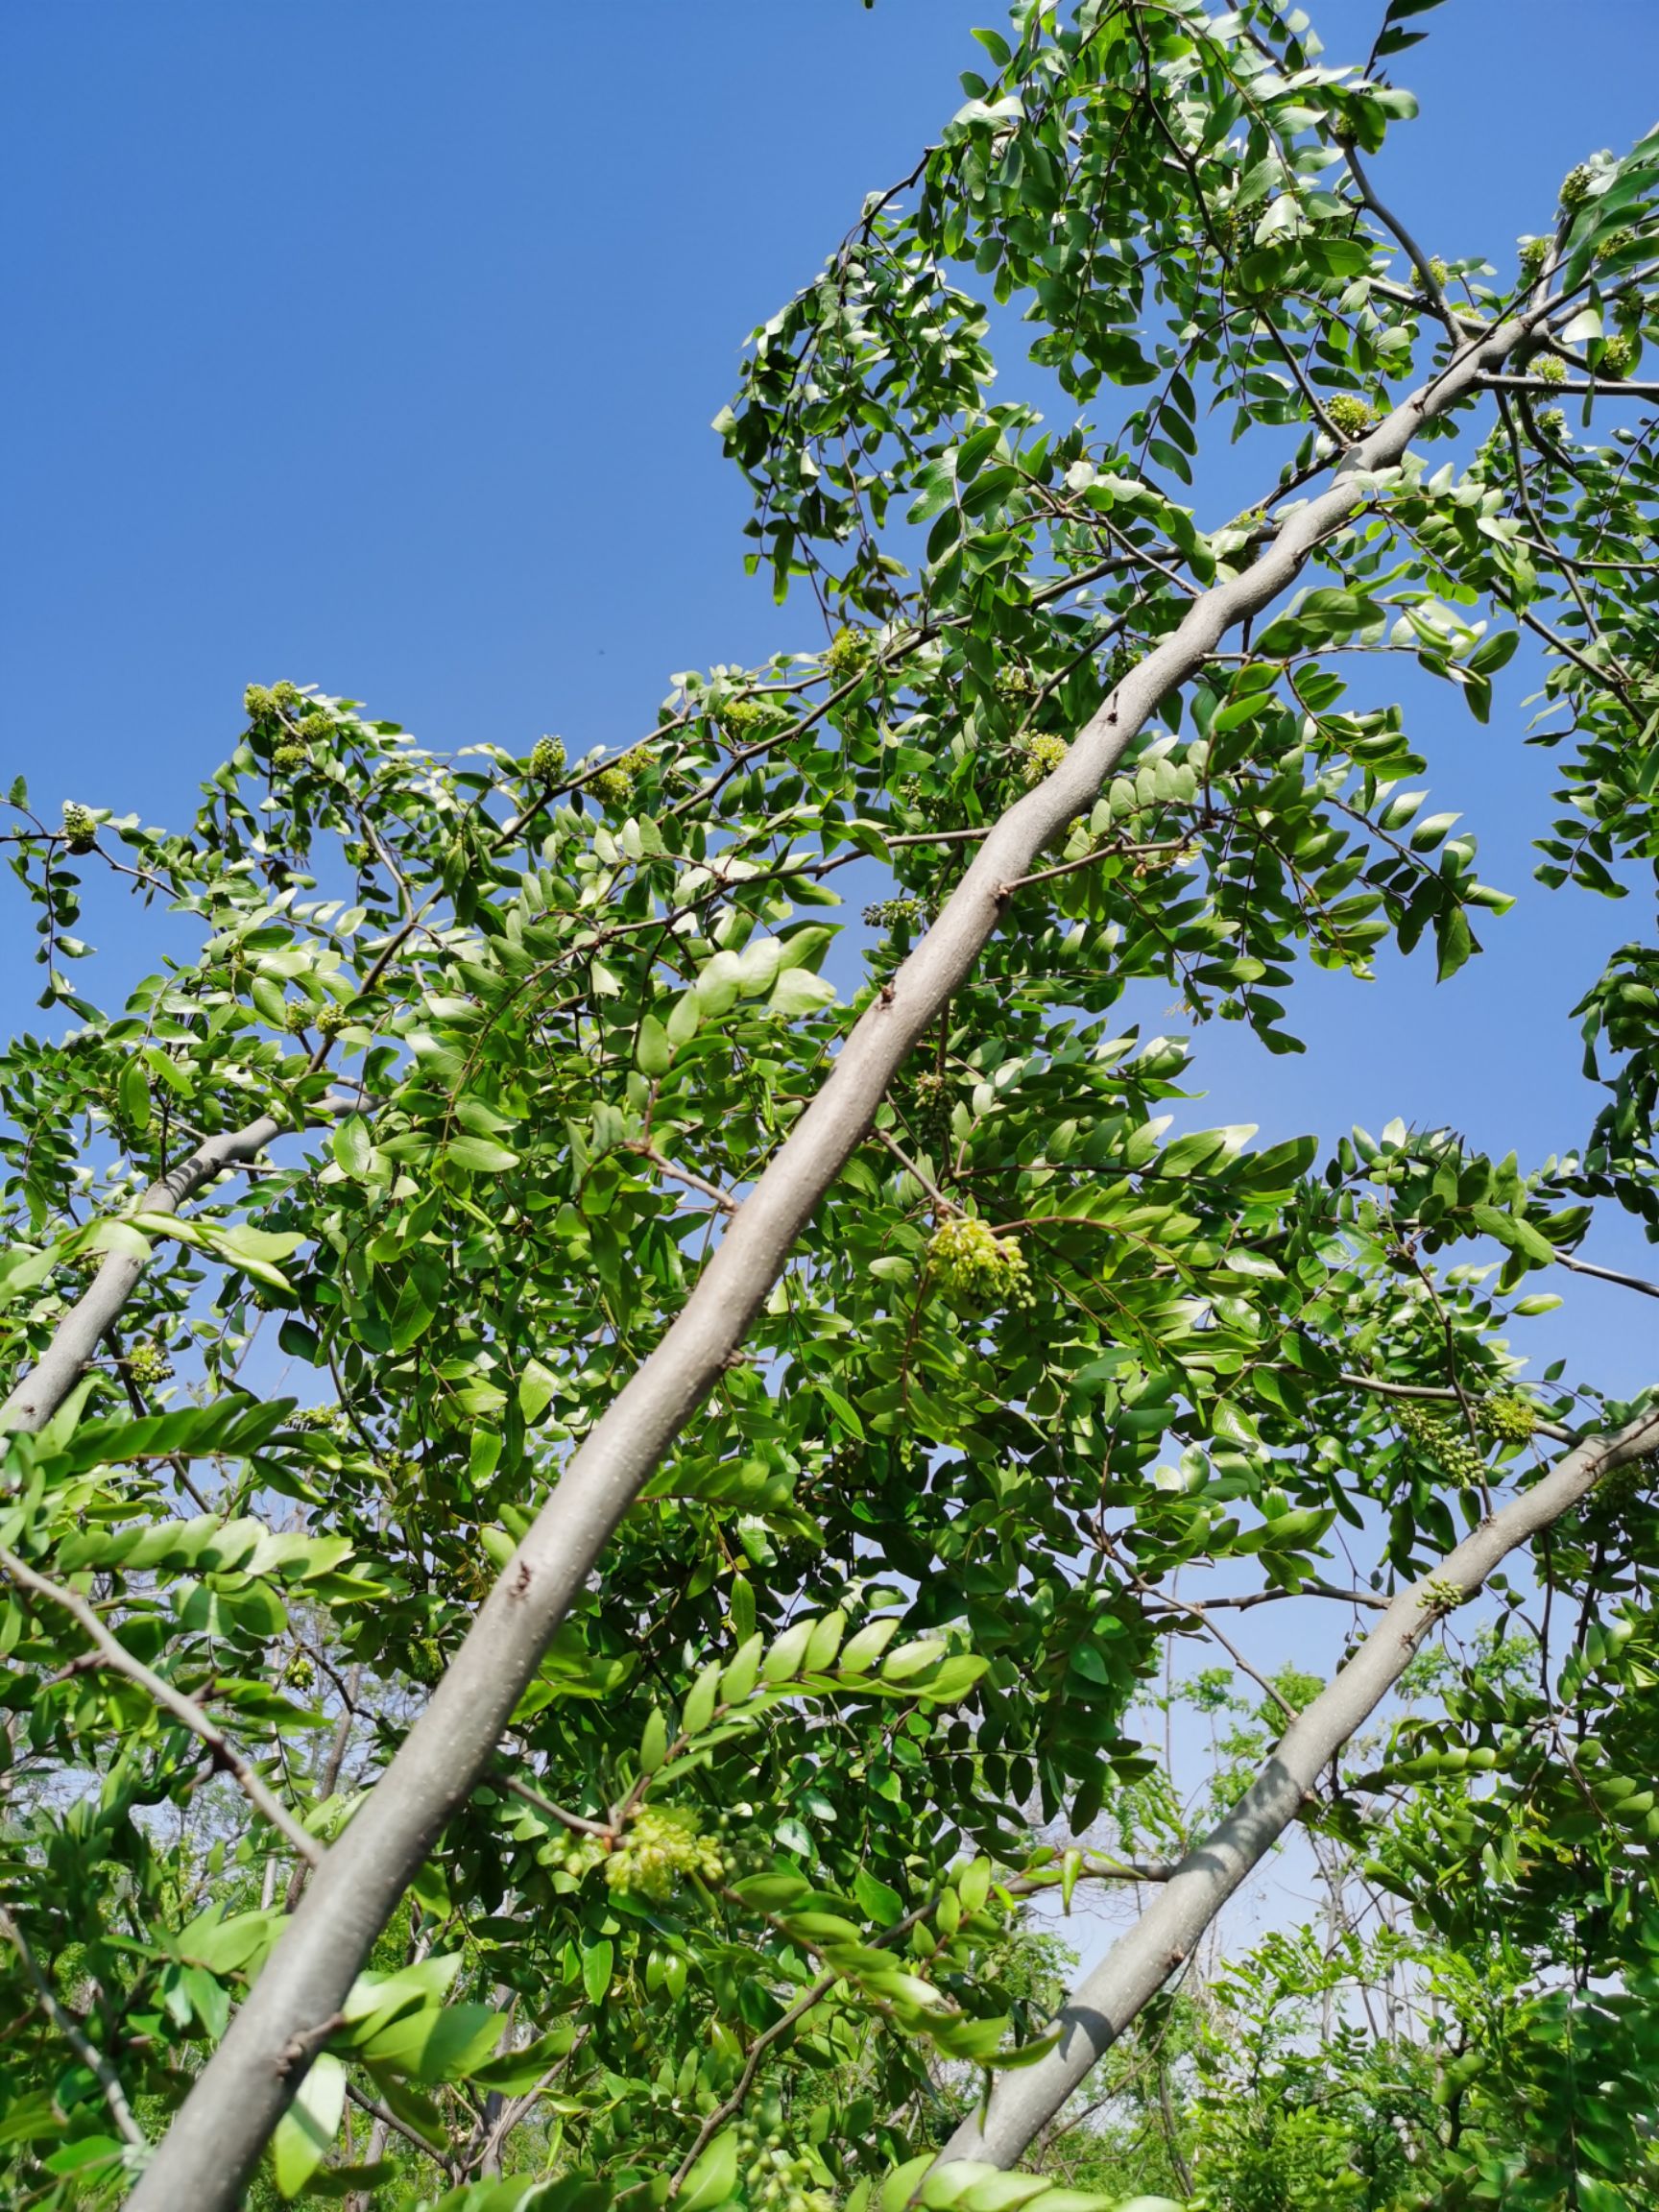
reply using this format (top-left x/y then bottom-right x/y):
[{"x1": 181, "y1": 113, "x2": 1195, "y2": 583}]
[{"x1": 6, "y1": 0, "x2": 1659, "y2": 2205}]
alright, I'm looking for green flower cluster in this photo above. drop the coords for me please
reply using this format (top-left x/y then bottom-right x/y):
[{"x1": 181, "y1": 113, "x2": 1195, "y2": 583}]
[
  {"x1": 60, "y1": 803, "x2": 97, "y2": 854},
  {"x1": 1518, "y1": 235, "x2": 1551, "y2": 280},
  {"x1": 994, "y1": 661, "x2": 1037, "y2": 707},
  {"x1": 529, "y1": 734, "x2": 565, "y2": 781},
  {"x1": 927, "y1": 1215, "x2": 1031, "y2": 1313},
  {"x1": 1398, "y1": 1402, "x2": 1486, "y2": 1486},
  {"x1": 245, "y1": 681, "x2": 302, "y2": 723},
  {"x1": 862, "y1": 897, "x2": 927, "y2": 930},
  {"x1": 1017, "y1": 732, "x2": 1068, "y2": 786},
  {"x1": 1599, "y1": 333, "x2": 1637, "y2": 380},
  {"x1": 273, "y1": 743, "x2": 309, "y2": 774},
  {"x1": 591, "y1": 748, "x2": 648, "y2": 807},
  {"x1": 293, "y1": 1406, "x2": 351, "y2": 1438},
  {"x1": 736, "y1": 2121, "x2": 834, "y2": 2212},
  {"x1": 603, "y1": 1804, "x2": 724, "y2": 1899},
  {"x1": 1559, "y1": 161, "x2": 1598, "y2": 211},
  {"x1": 716, "y1": 695, "x2": 785, "y2": 744},
  {"x1": 824, "y1": 626, "x2": 874, "y2": 682},
  {"x1": 1536, "y1": 352, "x2": 1570, "y2": 385},
  {"x1": 315, "y1": 1002, "x2": 350, "y2": 1038},
  {"x1": 1475, "y1": 1393, "x2": 1539, "y2": 1445},
  {"x1": 126, "y1": 1341, "x2": 174, "y2": 1388},
  {"x1": 1324, "y1": 393, "x2": 1378, "y2": 441}
]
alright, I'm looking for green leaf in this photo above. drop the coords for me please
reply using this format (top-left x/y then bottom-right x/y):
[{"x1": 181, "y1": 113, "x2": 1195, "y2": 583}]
[
  {"x1": 117, "y1": 1058, "x2": 151, "y2": 1134},
  {"x1": 637, "y1": 1015, "x2": 672, "y2": 1077},
  {"x1": 518, "y1": 1358, "x2": 557, "y2": 1423},
  {"x1": 679, "y1": 2128, "x2": 740, "y2": 2212},
  {"x1": 330, "y1": 1114, "x2": 374, "y2": 1177},
  {"x1": 581, "y1": 1940, "x2": 613, "y2": 2007},
  {"x1": 639, "y1": 1707, "x2": 668, "y2": 1773},
  {"x1": 271, "y1": 2052, "x2": 345, "y2": 2198},
  {"x1": 768, "y1": 967, "x2": 838, "y2": 1020},
  {"x1": 446, "y1": 1135, "x2": 521, "y2": 1173}
]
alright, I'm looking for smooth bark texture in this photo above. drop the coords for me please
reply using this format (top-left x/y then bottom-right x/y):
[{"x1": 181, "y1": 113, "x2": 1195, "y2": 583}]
[
  {"x1": 941, "y1": 1402, "x2": 1659, "y2": 2168},
  {"x1": 101, "y1": 310, "x2": 1536, "y2": 2209},
  {"x1": 0, "y1": 1115, "x2": 282, "y2": 1435}
]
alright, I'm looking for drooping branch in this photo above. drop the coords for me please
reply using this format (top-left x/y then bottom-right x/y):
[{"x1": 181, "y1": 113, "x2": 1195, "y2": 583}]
[
  {"x1": 124, "y1": 298, "x2": 1540, "y2": 2212},
  {"x1": 939, "y1": 1398, "x2": 1659, "y2": 2169}
]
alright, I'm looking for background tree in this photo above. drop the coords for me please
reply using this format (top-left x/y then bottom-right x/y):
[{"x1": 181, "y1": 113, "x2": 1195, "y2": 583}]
[{"x1": 5, "y1": 2, "x2": 1659, "y2": 2208}]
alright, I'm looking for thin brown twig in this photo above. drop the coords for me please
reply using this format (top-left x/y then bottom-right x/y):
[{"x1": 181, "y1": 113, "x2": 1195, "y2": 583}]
[
  {"x1": 0, "y1": 1546, "x2": 322, "y2": 1864},
  {"x1": 0, "y1": 1904, "x2": 145, "y2": 2148}
]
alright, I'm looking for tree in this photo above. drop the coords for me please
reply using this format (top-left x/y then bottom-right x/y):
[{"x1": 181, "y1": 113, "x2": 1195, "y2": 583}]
[{"x1": 5, "y1": 0, "x2": 1659, "y2": 2205}]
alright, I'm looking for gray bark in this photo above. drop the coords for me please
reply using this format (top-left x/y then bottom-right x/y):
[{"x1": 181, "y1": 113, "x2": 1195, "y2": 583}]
[
  {"x1": 96, "y1": 306, "x2": 1536, "y2": 2208},
  {"x1": 0, "y1": 1116, "x2": 282, "y2": 1434},
  {"x1": 940, "y1": 1402, "x2": 1659, "y2": 2168}
]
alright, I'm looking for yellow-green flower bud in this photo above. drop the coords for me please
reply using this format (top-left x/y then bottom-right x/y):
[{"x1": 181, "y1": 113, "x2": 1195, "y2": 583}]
[
  {"x1": 1324, "y1": 392, "x2": 1378, "y2": 442},
  {"x1": 127, "y1": 1340, "x2": 174, "y2": 1388},
  {"x1": 825, "y1": 626, "x2": 874, "y2": 682},
  {"x1": 927, "y1": 1215, "x2": 1033, "y2": 1314},
  {"x1": 1017, "y1": 732, "x2": 1069, "y2": 787}
]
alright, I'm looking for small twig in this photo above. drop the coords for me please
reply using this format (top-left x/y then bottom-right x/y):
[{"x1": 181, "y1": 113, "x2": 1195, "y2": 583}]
[
  {"x1": 626, "y1": 1142, "x2": 738, "y2": 1217},
  {"x1": 0, "y1": 1547, "x2": 322, "y2": 1865},
  {"x1": 497, "y1": 1770, "x2": 613, "y2": 1840},
  {"x1": 1478, "y1": 373, "x2": 1659, "y2": 400},
  {"x1": 667, "y1": 1973, "x2": 837, "y2": 2193},
  {"x1": 0, "y1": 1904, "x2": 145, "y2": 2148},
  {"x1": 1144, "y1": 1577, "x2": 1388, "y2": 1615},
  {"x1": 1341, "y1": 142, "x2": 1459, "y2": 340},
  {"x1": 1005, "y1": 1854, "x2": 1176, "y2": 1891},
  {"x1": 1555, "y1": 1251, "x2": 1659, "y2": 1302},
  {"x1": 668, "y1": 1891, "x2": 941, "y2": 2194},
  {"x1": 345, "y1": 2079, "x2": 459, "y2": 2177},
  {"x1": 1001, "y1": 835, "x2": 1188, "y2": 896},
  {"x1": 871, "y1": 1123, "x2": 958, "y2": 1216},
  {"x1": 1337, "y1": 1371, "x2": 1575, "y2": 1445}
]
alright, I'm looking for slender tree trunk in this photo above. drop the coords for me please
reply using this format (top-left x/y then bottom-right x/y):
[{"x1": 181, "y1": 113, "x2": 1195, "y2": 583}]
[{"x1": 100, "y1": 303, "x2": 1533, "y2": 2211}]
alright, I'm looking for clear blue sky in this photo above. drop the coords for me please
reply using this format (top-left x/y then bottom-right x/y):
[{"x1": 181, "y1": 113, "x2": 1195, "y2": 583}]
[{"x1": 4, "y1": 0, "x2": 1658, "y2": 1396}]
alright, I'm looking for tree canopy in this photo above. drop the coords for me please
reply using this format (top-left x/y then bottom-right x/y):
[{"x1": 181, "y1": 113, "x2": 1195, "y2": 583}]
[{"x1": 6, "y1": 2, "x2": 1659, "y2": 2208}]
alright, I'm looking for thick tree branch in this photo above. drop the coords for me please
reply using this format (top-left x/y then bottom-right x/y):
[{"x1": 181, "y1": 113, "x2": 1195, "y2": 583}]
[
  {"x1": 939, "y1": 1399, "x2": 1659, "y2": 2168},
  {"x1": 124, "y1": 297, "x2": 1540, "y2": 2212}
]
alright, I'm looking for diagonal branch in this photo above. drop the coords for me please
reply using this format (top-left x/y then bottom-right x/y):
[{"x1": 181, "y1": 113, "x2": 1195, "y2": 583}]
[
  {"x1": 939, "y1": 1399, "x2": 1659, "y2": 2168},
  {"x1": 0, "y1": 1115, "x2": 283, "y2": 1434},
  {"x1": 125, "y1": 289, "x2": 1544, "y2": 2212},
  {"x1": 0, "y1": 1902, "x2": 146, "y2": 2150},
  {"x1": 0, "y1": 1546, "x2": 322, "y2": 1866}
]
